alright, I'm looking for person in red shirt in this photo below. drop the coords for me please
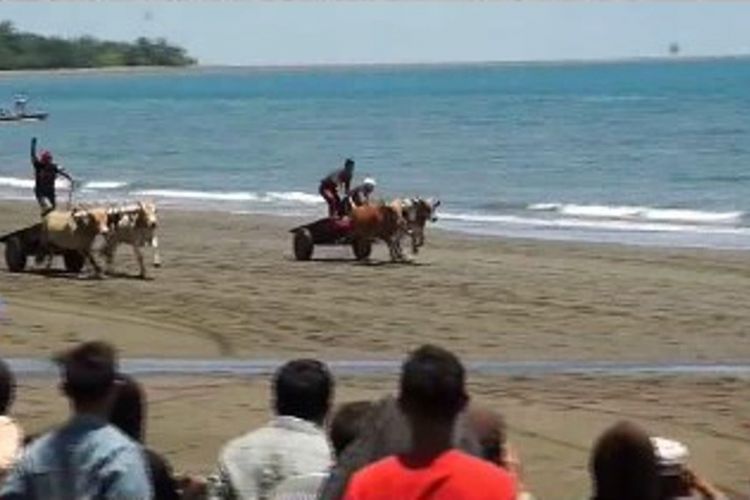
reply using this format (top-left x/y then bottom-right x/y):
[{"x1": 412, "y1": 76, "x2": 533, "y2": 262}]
[{"x1": 342, "y1": 345, "x2": 516, "y2": 500}]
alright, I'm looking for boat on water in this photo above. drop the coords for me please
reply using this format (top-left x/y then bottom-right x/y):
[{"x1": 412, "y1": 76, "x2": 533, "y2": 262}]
[{"x1": 0, "y1": 95, "x2": 48, "y2": 122}]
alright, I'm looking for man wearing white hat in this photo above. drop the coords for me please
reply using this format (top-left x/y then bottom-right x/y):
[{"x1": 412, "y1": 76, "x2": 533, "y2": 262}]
[{"x1": 348, "y1": 177, "x2": 377, "y2": 208}]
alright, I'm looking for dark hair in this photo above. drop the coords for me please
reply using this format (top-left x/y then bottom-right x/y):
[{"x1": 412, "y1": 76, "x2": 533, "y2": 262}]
[
  {"x1": 344, "y1": 158, "x2": 355, "y2": 168},
  {"x1": 0, "y1": 358, "x2": 15, "y2": 415},
  {"x1": 591, "y1": 421, "x2": 660, "y2": 500},
  {"x1": 399, "y1": 345, "x2": 467, "y2": 422},
  {"x1": 318, "y1": 396, "x2": 482, "y2": 500},
  {"x1": 110, "y1": 374, "x2": 145, "y2": 442},
  {"x1": 57, "y1": 341, "x2": 118, "y2": 404},
  {"x1": 274, "y1": 359, "x2": 333, "y2": 423},
  {"x1": 329, "y1": 401, "x2": 374, "y2": 458}
]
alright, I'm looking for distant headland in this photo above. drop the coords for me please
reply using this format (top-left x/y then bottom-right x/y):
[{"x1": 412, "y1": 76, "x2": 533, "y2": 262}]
[{"x1": 0, "y1": 21, "x2": 196, "y2": 71}]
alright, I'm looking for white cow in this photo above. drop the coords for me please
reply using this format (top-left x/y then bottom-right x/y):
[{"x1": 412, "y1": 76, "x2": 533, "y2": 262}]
[{"x1": 101, "y1": 201, "x2": 161, "y2": 278}]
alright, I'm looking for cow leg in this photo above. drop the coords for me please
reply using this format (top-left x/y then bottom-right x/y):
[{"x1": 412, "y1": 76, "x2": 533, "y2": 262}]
[
  {"x1": 102, "y1": 241, "x2": 116, "y2": 275},
  {"x1": 385, "y1": 238, "x2": 399, "y2": 262},
  {"x1": 385, "y1": 236, "x2": 407, "y2": 263},
  {"x1": 151, "y1": 236, "x2": 162, "y2": 268},
  {"x1": 85, "y1": 251, "x2": 103, "y2": 278},
  {"x1": 395, "y1": 232, "x2": 412, "y2": 263},
  {"x1": 410, "y1": 229, "x2": 420, "y2": 255},
  {"x1": 133, "y1": 245, "x2": 147, "y2": 279}
]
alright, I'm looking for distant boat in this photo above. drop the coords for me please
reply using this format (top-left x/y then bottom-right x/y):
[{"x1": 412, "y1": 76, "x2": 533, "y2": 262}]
[{"x1": 0, "y1": 95, "x2": 49, "y2": 122}]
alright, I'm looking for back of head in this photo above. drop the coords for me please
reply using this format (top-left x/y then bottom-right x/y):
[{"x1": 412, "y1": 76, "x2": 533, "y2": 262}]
[
  {"x1": 399, "y1": 344, "x2": 467, "y2": 423},
  {"x1": 468, "y1": 406, "x2": 506, "y2": 465},
  {"x1": 0, "y1": 358, "x2": 15, "y2": 415},
  {"x1": 56, "y1": 341, "x2": 118, "y2": 407},
  {"x1": 329, "y1": 401, "x2": 374, "y2": 458},
  {"x1": 319, "y1": 395, "x2": 482, "y2": 500},
  {"x1": 109, "y1": 374, "x2": 145, "y2": 442},
  {"x1": 344, "y1": 158, "x2": 355, "y2": 170},
  {"x1": 274, "y1": 359, "x2": 333, "y2": 424},
  {"x1": 591, "y1": 421, "x2": 660, "y2": 500}
]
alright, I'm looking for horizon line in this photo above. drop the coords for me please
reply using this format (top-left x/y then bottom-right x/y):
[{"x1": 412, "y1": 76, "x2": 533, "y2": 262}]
[{"x1": 1, "y1": 52, "x2": 749, "y2": 78}]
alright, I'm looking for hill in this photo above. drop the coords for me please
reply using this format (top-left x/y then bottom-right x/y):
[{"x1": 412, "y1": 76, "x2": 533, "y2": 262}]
[{"x1": 0, "y1": 21, "x2": 196, "y2": 70}]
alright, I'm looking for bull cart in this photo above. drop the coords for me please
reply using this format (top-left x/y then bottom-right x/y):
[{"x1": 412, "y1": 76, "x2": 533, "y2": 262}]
[
  {"x1": 290, "y1": 217, "x2": 372, "y2": 261},
  {"x1": 0, "y1": 223, "x2": 85, "y2": 273}
]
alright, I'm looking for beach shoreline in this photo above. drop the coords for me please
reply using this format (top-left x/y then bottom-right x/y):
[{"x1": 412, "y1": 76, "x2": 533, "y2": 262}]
[{"x1": 1, "y1": 53, "x2": 749, "y2": 79}]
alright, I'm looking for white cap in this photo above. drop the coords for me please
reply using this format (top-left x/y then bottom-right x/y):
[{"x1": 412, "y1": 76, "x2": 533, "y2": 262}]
[
  {"x1": 363, "y1": 177, "x2": 376, "y2": 187},
  {"x1": 651, "y1": 437, "x2": 689, "y2": 471}
]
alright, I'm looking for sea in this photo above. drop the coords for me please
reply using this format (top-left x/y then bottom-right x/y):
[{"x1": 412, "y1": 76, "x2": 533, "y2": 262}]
[{"x1": 1, "y1": 58, "x2": 749, "y2": 250}]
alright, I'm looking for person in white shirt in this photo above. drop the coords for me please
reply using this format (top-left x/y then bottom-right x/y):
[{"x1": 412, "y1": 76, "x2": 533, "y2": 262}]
[
  {"x1": 209, "y1": 359, "x2": 334, "y2": 500},
  {"x1": 0, "y1": 358, "x2": 23, "y2": 482}
]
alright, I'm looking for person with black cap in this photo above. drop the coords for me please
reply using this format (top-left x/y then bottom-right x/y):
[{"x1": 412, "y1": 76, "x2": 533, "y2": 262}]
[
  {"x1": 0, "y1": 341, "x2": 153, "y2": 500},
  {"x1": 319, "y1": 159, "x2": 355, "y2": 217}
]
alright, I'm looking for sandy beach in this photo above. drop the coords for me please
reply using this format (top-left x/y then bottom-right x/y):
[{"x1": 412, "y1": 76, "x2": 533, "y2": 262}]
[{"x1": 2, "y1": 200, "x2": 750, "y2": 497}]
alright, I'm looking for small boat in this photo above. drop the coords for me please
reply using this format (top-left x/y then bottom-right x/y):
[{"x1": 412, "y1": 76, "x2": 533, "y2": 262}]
[
  {"x1": 0, "y1": 111, "x2": 49, "y2": 122},
  {"x1": 0, "y1": 95, "x2": 49, "y2": 122}
]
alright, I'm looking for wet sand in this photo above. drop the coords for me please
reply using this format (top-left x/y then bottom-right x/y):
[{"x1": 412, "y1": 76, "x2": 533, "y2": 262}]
[{"x1": 2, "y1": 200, "x2": 750, "y2": 497}]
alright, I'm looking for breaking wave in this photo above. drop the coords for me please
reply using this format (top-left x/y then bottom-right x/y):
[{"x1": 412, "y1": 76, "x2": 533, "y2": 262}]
[{"x1": 528, "y1": 203, "x2": 744, "y2": 225}]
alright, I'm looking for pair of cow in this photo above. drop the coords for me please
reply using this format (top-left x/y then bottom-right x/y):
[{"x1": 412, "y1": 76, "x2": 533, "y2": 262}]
[
  {"x1": 40, "y1": 201, "x2": 160, "y2": 279},
  {"x1": 349, "y1": 197, "x2": 441, "y2": 262}
]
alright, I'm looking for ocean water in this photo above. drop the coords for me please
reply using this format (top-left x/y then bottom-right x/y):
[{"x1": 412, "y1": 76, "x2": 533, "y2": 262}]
[{"x1": 1, "y1": 59, "x2": 750, "y2": 249}]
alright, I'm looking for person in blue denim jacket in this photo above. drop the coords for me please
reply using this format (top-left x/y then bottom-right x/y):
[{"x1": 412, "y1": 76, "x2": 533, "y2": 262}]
[{"x1": 0, "y1": 341, "x2": 153, "y2": 500}]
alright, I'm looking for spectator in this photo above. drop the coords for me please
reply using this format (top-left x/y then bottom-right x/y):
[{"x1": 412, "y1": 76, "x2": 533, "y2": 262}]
[
  {"x1": 590, "y1": 420, "x2": 660, "y2": 500},
  {"x1": 109, "y1": 374, "x2": 182, "y2": 500},
  {"x1": 467, "y1": 406, "x2": 507, "y2": 466},
  {"x1": 210, "y1": 359, "x2": 334, "y2": 500},
  {"x1": 468, "y1": 405, "x2": 535, "y2": 500},
  {"x1": 342, "y1": 345, "x2": 516, "y2": 500},
  {"x1": 0, "y1": 341, "x2": 153, "y2": 499},
  {"x1": 0, "y1": 359, "x2": 23, "y2": 481},
  {"x1": 329, "y1": 401, "x2": 375, "y2": 459},
  {"x1": 271, "y1": 401, "x2": 375, "y2": 500},
  {"x1": 651, "y1": 436, "x2": 727, "y2": 500},
  {"x1": 319, "y1": 393, "x2": 483, "y2": 500}
]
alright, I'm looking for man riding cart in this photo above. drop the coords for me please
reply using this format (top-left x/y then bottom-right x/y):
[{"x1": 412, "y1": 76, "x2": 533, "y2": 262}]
[{"x1": 30, "y1": 137, "x2": 74, "y2": 215}]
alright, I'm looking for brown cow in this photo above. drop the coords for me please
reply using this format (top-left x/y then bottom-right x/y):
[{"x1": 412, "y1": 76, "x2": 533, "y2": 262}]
[{"x1": 349, "y1": 202, "x2": 410, "y2": 262}]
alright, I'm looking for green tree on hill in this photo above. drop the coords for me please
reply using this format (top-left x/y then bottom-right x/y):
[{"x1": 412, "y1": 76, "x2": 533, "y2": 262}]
[{"x1": 0, "y1": 21, "x2": 196, "y2": 70}]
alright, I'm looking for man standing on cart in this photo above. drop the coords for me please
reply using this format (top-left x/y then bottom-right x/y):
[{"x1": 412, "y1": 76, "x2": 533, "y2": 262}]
[
  {"x1": 30, "y1": 137, "x2": 73, "y2": 215},
  {"x1": 319, "y1": 158, "x2": 354, "y2": 218}
]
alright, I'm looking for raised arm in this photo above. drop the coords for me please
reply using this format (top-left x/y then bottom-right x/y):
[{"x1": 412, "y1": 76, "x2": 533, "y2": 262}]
[{"x1": 30, "y1": 137, "x2": 38, "y2": 164}]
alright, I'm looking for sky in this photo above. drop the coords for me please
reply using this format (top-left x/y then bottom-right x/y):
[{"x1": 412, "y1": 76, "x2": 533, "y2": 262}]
[{"x1": 1, "y1": 2, "x2": 750, "y2": 66}]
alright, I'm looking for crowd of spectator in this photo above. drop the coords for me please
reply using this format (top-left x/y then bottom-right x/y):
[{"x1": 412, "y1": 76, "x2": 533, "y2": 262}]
[{"x1": 0, "y1": 342, "x2": 731, "y2": 499}]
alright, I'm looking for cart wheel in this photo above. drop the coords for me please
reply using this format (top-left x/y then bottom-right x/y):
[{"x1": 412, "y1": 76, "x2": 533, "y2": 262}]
[
  {"x1": 293, "y1": 229, "x2": 314, "y2": 261},
  {"x1": 5, "y1": 236, "x2": 27, "y2": 272},
  {"x1": 63, "y1": 251, "x2": 85, "y2": 273},
  {"x1": 352, "y1": 238, "x2": 372, "y2": 261}
]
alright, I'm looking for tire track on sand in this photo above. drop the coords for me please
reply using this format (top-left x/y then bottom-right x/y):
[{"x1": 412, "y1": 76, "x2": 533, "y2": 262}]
[{"x1": 2, "y1": 295, "x2": 233, "y2": 355}]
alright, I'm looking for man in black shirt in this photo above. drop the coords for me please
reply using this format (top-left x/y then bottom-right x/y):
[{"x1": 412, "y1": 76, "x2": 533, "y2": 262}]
[
  {"x1": 31, "y1": 137, "x2": 73, "y2": 215},
  {"x1": 319, "y1": 158, "x2": 354, "y2": 217}
]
